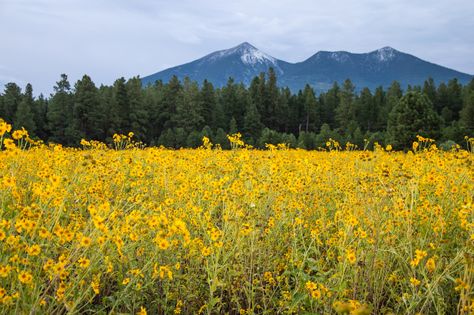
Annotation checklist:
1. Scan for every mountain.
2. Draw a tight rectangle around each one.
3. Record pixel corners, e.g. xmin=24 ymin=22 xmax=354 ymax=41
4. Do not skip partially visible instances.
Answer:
xmin=141 ymin=43 xmax=473 ymax=92
xmin=142 ymin=42 xmax=291 ymax=88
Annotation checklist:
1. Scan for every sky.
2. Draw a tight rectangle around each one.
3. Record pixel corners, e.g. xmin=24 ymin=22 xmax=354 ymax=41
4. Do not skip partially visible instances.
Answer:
xmin=1 ymin=0 xmax=473 ymax=95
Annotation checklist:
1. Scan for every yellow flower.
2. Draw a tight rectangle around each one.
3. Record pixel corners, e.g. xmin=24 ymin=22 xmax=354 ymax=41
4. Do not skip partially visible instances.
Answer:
xmin=28 ymin=245 xmax=41 ymax=256
xmin=305 ymin=281 xmax=317 ymax=291
xmin=137 ymin=306 xmax=147 ymax=315
xmin=346 ymin=249 xmax=357 ymax=264
xmin=311 ymin=289 xmax=321 ymax=299
xmin=38 ymin=228 xmax=50 ymax=239
xmin=410 ymin=277 xmax=421 ymax=287
xmin=240 ymin=223 xmax=252 ymax=236
xmin=201 ymin=246 xmax=212 ymax=257
xmin=0 ymin=265 xmax=12 ymax=278
xmin=160 ymin=266 xmax=173 ymax=280
xmin=0 ymin=120 xmax=12 ymax=135
xmin=425 ymin=258 xmax=436 ymax=273
xmin=410 ymin=249 xmax=427 ymax=267
xmin=18 ymin=270 xmax=33 ymax=284
xmin=91 ymin=280 xmax=100 ymax=294
xmin=3 ymin=138 xmax=16 ymax=149
xmin=12 ymin=130 xmax=24 ymax=140
xmin=122 ymin=278 xmax=131 ymax=285
xmin=80 ymin=139 xmax=91 ymax=146
xmin=77 ymin=257 xmax=90 ymax=269
xmin=80 ymin=236 xmax=92 ymax=247
xmin=155 ymin=237 xmax=170 ymax=250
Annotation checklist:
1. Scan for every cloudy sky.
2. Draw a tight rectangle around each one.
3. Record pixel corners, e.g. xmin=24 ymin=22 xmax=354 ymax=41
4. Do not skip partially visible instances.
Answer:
xmin=1 ymin=0 xmax=473 ymax=95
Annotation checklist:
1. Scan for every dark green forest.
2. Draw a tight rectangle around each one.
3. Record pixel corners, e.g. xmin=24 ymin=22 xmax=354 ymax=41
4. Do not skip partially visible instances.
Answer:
xmin=1 ymin=68 xmax=474 ymax=150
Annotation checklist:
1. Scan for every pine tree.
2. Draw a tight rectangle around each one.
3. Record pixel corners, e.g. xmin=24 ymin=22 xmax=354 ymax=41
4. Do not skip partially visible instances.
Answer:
xmin=200 ymin=80 xmax=216 ymax=127
xmin=213 ymin=91 xmax=226 ymax=131
xmin=98 ymin=85 xmax=117 ymax=140
xmin=436 ymin=83 xmax=450 ymax=115
xmin=316 ymin=123 xmax=336 ymax=147
xmin=214 ymin=128 xmax=229 ymax=149
xmin=302 ymin=84 xmax=320 ymax=132
xmin=322 ymin=82 xmax=340 ymax=128
xmin=373 ymin=86 xmax=385 ymax=131
xmin=287 ymin=92 xmax=301 ymax=134
xmin=143 ymin=81 xmax=164 ymax=143
xmin=0 ymin=93 xmax=3 ymax=119
xmin=229 ymin=117 xmax=238 ymax=134
xmin=47 ymin=74 xmax=73 ymax=144
xmin=174 ymin=127 xmax=187 ymax=148
xmin=158 ymin=129 xmax=175 ymax=148
xmin=380 ymin=81 xmax=402 ymax=129
xmin=113 ymin=77 xmax=130 ymax=132
xmin=243 ymin=99 xmax=263 ymax=143
xmin=460 ymin=90 xmax=474 ymax=132
xmin=356 ymin=87 xmax=376 ymax=132
xmin=14 ymin=83 xmax=36 ymax=134
xmin=1 ymin=83 xmax=22 ymax=123
xmin=387 ymin=91 xmax=441 ymax=149
xmin=335 ymin=79 xmax=356 ymax=133
xmin=221 ymin=78 xmax=245 ymax=129
xmin=33 ymin=94 xmax=48 ymax=140
xmin=446 ymin=78 xmax=463 ymax=122
xmin=71 ymin=75 xmax=103 ymax=142
xmin=174 ymin=77 xmax=204 ymax=133
xmin=276 ymin=88 xmax=290 ymax=132
xmin=127 ymin=77 xmax=148 ymax=140
xmin=423 ymin=78 xmax=437 ymax=104
xmin=249 ymin=73 xmax=267 ymax=123
xmin=265 ymin=68 xmax=279 ymax=129
xmin=159 ymin=76 xmax=182 ymax=132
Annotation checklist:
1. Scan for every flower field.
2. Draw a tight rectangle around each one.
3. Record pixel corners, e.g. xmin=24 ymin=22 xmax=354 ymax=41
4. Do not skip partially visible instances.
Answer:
xmin=1 ymin=123 xmax=474 ymax=314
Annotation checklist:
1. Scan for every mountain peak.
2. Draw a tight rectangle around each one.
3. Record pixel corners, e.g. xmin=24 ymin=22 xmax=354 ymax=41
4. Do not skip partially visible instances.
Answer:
xmin=142 ymin=44 xmax=473 ymax=92
xmin=213 ymin=42 xmax=277 ymax=66
xmin=378 ymin=46 xmax=396 ymax=51
xmin=236 ymin=42 xmax=256 ymax=49
xmin=373 ymin=46 xmax=398 ymax=62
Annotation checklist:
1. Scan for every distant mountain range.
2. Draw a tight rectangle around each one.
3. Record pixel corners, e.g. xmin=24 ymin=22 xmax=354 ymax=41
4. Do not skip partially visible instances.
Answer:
xmin=141 ymin=42 xmax=473 ymax=92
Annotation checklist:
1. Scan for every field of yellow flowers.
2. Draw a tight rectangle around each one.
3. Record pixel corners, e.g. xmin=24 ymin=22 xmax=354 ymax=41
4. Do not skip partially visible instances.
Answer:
xmin=1 ymin=119 xmax=474 ymax=314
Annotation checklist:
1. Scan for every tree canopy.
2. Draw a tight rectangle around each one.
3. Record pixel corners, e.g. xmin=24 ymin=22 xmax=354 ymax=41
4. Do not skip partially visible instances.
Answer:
xmin=1 ymin=71 xmax=473 ymax=150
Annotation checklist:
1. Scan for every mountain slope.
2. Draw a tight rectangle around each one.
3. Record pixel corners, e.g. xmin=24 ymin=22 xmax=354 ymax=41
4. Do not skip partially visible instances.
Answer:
xmin=141 ymin=43 xmax=473 ymax=92
xmin=142 ymin=42 xmax=291 ymax=87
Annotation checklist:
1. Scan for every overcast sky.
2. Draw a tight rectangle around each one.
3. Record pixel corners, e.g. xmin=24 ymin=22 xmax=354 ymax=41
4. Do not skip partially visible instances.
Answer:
xmin=1 ymin=0 xmax=473 ymax=95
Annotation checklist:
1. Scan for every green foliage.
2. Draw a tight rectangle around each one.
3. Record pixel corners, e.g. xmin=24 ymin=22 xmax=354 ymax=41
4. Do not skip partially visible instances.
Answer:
xmin=47 ymin=74 xmax=73 ymax=144
xmin=460 ymin=90 xmax=474 ymax=132
xmin=243 ymin=101 xmax=263 ymax=143
xmin=174 ymin=78 xmax=204 ymax=132
xmin=386 ymin=91 xmax=441 ymax=149
xmin=1 ymin=70 xmax=472 ymax=150
xmin=335 ymin=79 xmax=355 ymax=132
xmin=356 ymin=87 xmax=376 ymax=132
xmin=71 ymin=75 xmax=104 ymax=142
xmin=1 ymin=82 xmax=22 ymax=122
xmin=258 ymin=128 xmax=297 ymax=148
xmin=14 ymin=83 xmax=36 ymax=135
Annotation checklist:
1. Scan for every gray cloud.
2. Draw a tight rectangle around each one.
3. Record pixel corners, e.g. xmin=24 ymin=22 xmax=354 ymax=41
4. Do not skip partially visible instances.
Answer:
xmin=1 ymin=0 xmax=473 ymax=95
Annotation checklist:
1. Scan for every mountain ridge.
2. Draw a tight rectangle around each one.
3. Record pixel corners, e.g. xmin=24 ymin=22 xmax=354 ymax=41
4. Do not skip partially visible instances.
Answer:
xmin=141 ymin=42 xmax=473 ymax=92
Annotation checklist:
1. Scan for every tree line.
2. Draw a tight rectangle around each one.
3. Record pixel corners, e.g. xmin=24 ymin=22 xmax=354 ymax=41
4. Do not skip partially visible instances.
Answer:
xmin=1 ymin=68 xmax=473 ymax=150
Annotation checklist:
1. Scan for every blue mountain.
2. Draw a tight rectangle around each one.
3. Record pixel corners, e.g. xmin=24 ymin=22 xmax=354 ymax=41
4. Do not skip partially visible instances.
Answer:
xmin=141 ymin=42 xmax=473 ymax=92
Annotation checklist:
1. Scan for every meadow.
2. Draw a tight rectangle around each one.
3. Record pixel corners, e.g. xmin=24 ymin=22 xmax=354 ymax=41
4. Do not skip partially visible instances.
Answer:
xmin=0 ymin=120 xmax=473 ymax=314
